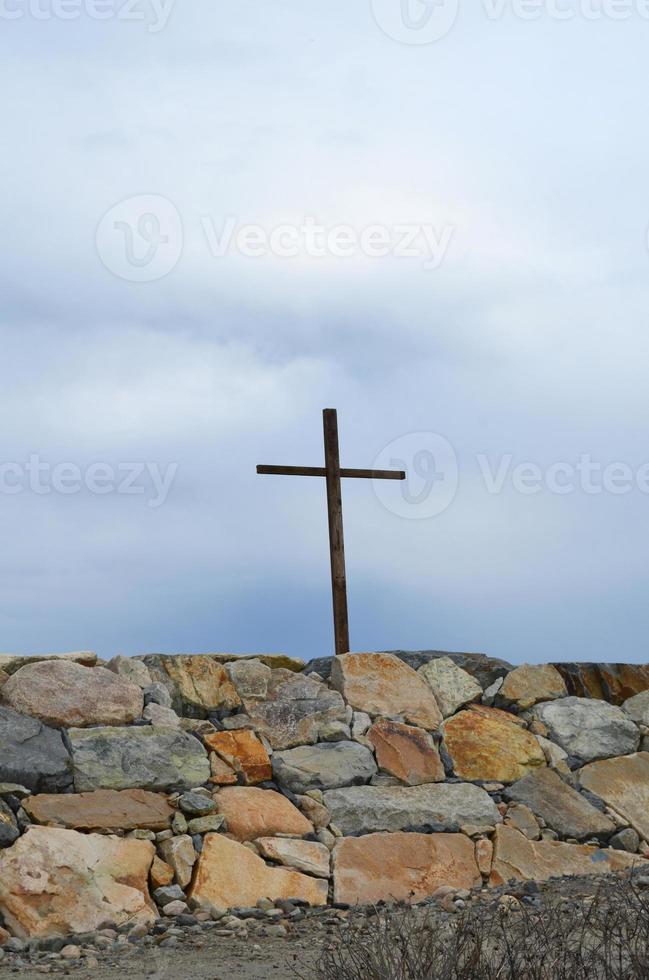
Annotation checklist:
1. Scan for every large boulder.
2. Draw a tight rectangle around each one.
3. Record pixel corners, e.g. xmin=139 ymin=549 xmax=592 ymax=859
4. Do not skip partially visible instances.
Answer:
xmin=272 ymin=741 xmax=377 ymax=795
xmin=0 ymin=706 xmax=71 ymax=793
xmin=530 ymin=697 xmax=640 ymax=763
xmin=0 ymin=826 xmax=155 ymax=938
xmin=367 ymin=719 xmax=445 ymax=785
xmin=213 ymin=787 xmax=313 ymax=841
xmin=137 ymin=655 xmax=241 ymax=718
xmin=189 ymin=834 xmax=327 ymax=909
xmin=24 ymin=789 xmax=174 ymax=832
xmin=2 ymin=661 xmax=143 ymax=728
xmin=442 ymin=710 xmax=546 ymax=783
xmin=69 ymin=726 xmax=210 ymax=792
xmin=243 ymin=670 xmax=347 ymax=750
xmin=552 ymin=663 xmax=649 ymax=705
xmin=579 ymin=752 xmax=649 ymax=841
xmin=0 ymin=652 xmax=96 ymax=676
xmin=332 ymin=832 xmax=481 ymax=905
xmin=204 ymin=730 xmax=272 ymax=785
xmin=489 ymin=824 xmax=645 ymax=886
xmin=417 ymin=658 xmax=482 ymax=718
xmin=497 ymin=664 xmax=567 ymax=710
xmin=504 ymin=768 xmax=615 ymax=840
xmin=330 ymin=653 xmax=442 ymax=730
xmin=323 ymin=782 xmax=501 ymax=837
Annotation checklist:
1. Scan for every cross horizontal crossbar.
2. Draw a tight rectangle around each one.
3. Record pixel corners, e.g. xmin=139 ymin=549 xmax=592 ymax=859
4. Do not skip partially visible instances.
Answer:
xmin=257 ymin=464 xmax=405 ymax=481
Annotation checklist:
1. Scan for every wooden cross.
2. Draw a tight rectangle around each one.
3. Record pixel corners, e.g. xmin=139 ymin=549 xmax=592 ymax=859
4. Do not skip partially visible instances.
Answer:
xmin=257 ymin=408 xmax=405 ymax=656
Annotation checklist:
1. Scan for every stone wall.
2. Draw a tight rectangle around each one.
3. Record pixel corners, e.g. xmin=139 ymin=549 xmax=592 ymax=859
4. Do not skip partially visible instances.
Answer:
xmin=1 ymin=649 xmax=649 ymax=941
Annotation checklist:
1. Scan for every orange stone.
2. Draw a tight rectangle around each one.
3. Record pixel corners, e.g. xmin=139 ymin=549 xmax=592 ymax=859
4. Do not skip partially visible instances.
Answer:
xmin=553 ymin=662 xmax=649 ymax=705
xmin=332 ymin=832 xmax=481 ymax=905
xmin=208 ymin=752 xmax=237 ymax=785
xmin=367 ymin=719 xmax=444 ymax=785
xmin=331 ymin=653 xmax=442 ymax=730
xmin=468 ymin=704 xmax=527 ymax=728
xmin=443 ymin=710 xmax=545 ymax=783
xmin=205 ymin=730 xmax=272 ymax=785
xmin=189 ymin=834 xmax=327 ymax=908
xmin=489 ymin=824 xmax=646 ymax=886
xmin=150 ymin=855 xmax=174 ymax=889
xmin=475 ymin=838 xmax=493 ymax=876
xmin=213 ymin=787 xmax=313 ymax=842
xmin=24 ymin=789 xmax=174 ymax=832
xmin=579 ymin=752 xmax=649 ymax=841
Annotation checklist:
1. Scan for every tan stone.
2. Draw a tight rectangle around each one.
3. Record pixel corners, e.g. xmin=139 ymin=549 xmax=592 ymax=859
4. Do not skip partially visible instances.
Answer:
xmin=331 ymin=653 xmax=442 ymax=730
xmin=24 ymin=789 xmax=174 ymax=832
xmin=158 ymin=835 xmax=196 ymax=888
xmin=489 ymin=825 xmax=645 ymax=886
xmin=0 ymin=826 xmax=155 ymax=938
xmin=150 ymin=856 xmax=174 ymax=890
xmin=475 ymin=838 xmax=493 ymax=876
xmin=2 ymin=661 xmax=143 ymax=728
xmin=0 ymin=668 xmax=8 ymax=690
xmin=468 ymin=704 xmax=527 ymax=728
xmin=499 ymin=664 xmax=567 ymax=710
xmin=332 ymin=832 xmax=481 ymax=905
xmin=505 ymin=803 xmax=541 ymax=840
xmin=0 ymin=652 xmax=97 ymax=676
xmin=208 ymin=752 xmax=237 ymax=785
xmin=297 ymin=795 xmax=330 ymax=830
xmin=189 ymin=834 xmax=327 ymax=908
xmin=214 ymin=787 xmax=313 ymax=842
xmin=256 ymin=838 xmax=331 ymax=878
xmin=367 ymin=719 xmax=444 ymax=785
xmin=579 ymin=752 xmax=649 ymax=841
xmin=417 ymin=658 xmax=482 ymax=717
xmin=205 ymin=730 xmax=272 ymax=785
xmin=443 ymin=710 xmax=546 ymax=783
xmin=211 ymin=653 xmax=305 ymax=672
xmin=142 ymin=655 xmax=241 ymax=717
xmin=0 ymin=926 xmax=10 ymax=945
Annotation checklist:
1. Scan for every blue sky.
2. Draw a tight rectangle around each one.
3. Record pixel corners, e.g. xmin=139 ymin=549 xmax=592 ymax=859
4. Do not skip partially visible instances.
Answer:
xmin=1 ymin=1 xmax=649 ymax=663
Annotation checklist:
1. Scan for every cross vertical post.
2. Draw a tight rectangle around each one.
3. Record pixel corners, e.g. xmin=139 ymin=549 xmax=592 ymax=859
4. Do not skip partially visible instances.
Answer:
xmin=322 ymin=409 xmax=350 ymax=657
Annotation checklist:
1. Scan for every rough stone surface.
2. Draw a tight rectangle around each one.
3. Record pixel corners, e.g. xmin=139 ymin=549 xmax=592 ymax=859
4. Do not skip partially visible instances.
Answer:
xmin=243 ymin=670 xmax=347 ymax=750
xmin=534 ymin=735 xmax=570 ymax=772
xmin=330 ymin=653 xmax=442 ymax=730
xmin=139 ymin=655 xmax=241 ymax=718
xmin=158 ymin=835 xmax=196 ymax=888
xmin=323 ymin=782 xmax=501 ymax=837
xmin=0 ymin=826 xmax=155 ymax=938
xmin=224 ymin=659 xmax=271 ymax=702
xmin=504 ymin=768 xmax=615 ymax=840
xmin=579 ymin=752 xmax=649 ymax=841
xmin=204 ymin=730 xmax=272 ymax=785
xmin=107 ymin=656 xmax=151 ymax=688
xmin=0 ymin=799 xmax=19 ymax=847
xmin=476 ymin=837 xmax=493 ymax=876
xmin=208 ymin=752 xmax=237 ymax=785
xmin=69 ymin=726 xmax=210 ymax=793
xmin=623 ymin=690 xmax=649 ymax=726
xmin=367 ymin=719 xmax=444 ymax=785
xmin=272 ymin=741 xmax=377 ymax=795
xmin=498 ymin=664 xmax=567 ymax=710
xmin=0 ymin=652 xmax=97 ymax=676
xmin=332 ymin=832 xmax=481 ymax=905
xmin=256 ymin=838 xmax=331 ymax=878
xmin=2 ymin=661 xmax=143 ymax=728
xmin=504 ymin=803 xmax=541 ymax=840
xmin=442 ymin=710 xmax=546 ymax=783
xmin=213 ymin=787 xmax=313 ymax=841
xmin=150 ymin=856 xmax=174 ymax=889
xmin=467 ymin=703 xmax=527 ymax=728
xmin=0 ymin=706 xmax=71 ymax=793
xmin=553 ymin=662 xmax=649 ymax=705
xmin=530 ymin=697 xmax=640 ymax=762
xmin=24 ymin=789 xmax=174 ymax=832
xmin=309 ymin=651 xmax=512 ymax=689
xmin=189 ymin=834 xmax=327 ymax=908
xmin=417 ymin=658 xmax=482 ymax=717
xmin=489 ymin=824 xmax=645 ymax=885
xmin=142 ymin=704 xmax=180 ymax=727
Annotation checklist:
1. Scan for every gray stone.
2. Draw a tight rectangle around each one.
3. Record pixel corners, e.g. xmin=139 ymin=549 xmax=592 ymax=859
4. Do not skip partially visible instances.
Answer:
xmin=0 ymin=706 xmax=72 ymax=793
xmin=503 ymin=768 xmax=615 ymax=840
xmin=153 ymin=885 xmax=186 ymax=905
xmin=178 ymin=792 xmax=216 ymax=817
xmin=143 ymin=683 xmax=173 ymax=708
xmin=609 ymin=827 xmax=640 ymax=853
xmin=308 ymin=651 xmax=512 ymax=689
xmin=272 ymin=742 xmax=378 ymax=795
xmin=107 ymin=656 xmax=152 ymax=688
xmin=143 ymin=703 xmax=180 ymax=727
xmin=69 ymin=726 xmax=210 ymax=792
xmin=417 ymin=657 xmax=482 ymax=717
xmin=530 ymin=697 xmax=640 ymax=762
xmin=243 ymin=670 xmax=347 ymax=750
xmin=224 ymin=660 xmax=271 ymax=702
xmin=0 ymin=798 xmax=19 ymax=847
xmin=322 ymin=782 xmax=501 ymax=837
xmin=623 ymin=690 xmax=649 ymax=726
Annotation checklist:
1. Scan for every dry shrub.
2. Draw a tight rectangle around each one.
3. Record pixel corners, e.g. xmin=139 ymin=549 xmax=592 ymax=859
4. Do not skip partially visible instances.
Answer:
xmin=307 ymin=876 xmax=649 ymax=980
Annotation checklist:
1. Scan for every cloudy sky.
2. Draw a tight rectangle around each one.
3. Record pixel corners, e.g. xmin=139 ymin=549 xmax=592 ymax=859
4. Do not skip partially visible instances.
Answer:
xmin=1 ymin=0 xmax=649 ymax=664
